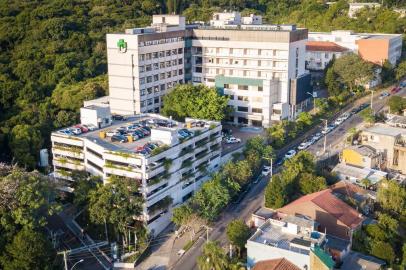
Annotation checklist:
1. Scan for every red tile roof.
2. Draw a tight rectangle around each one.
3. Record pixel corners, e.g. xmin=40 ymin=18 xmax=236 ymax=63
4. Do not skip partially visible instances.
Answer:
xmin=279 ymin=189 xmax=364 ymax=229
xmin=306 ymin=41 xmax=349 ymax=52
xmin=252 ymin=258 xmax=301 ymax=270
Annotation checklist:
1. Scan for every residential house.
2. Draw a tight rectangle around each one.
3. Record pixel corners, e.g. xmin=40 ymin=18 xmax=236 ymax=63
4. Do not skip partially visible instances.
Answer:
xmin=278 ymin=189 xmax=364 ymax=241
xmin=341 ymin=145 xmax=382 ymax=169
xmin=305 ymin=41 xmax=349 ymax=70
xmin=252 ymin=258 xmax=300 ymax=270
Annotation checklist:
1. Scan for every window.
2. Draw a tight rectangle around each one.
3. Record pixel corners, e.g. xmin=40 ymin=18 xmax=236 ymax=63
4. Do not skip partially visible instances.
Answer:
xmin=224 ymin=84 xmax=229 ymax=88
xmin=146 ymin=53 xmax=152 ymax=60
xmin=229 ymin=95 xmax=234 ymax=100
xmin=146 ymin=76 xmax=152 ymax=83
xmin=159 ymin=51 xmax=165 ymax=57
xmin=139 ymin=54 xmax=145 ymax=61
xmin=166 ymin=50 xmax=171 ymax=56
xmin=178 ymin=58 xmax=183 ymax=65
xmin=153 ymin=52 xmax=159 ymax=59
xmin=178 ymin=48 xmax=183 ymax=54
xmin=166 ymin=61 xmax=171 ymax=67
xmin=154 ymin=86 xmax=159 ymax=93
xmin=140 ymin=101 xmax=146 ymax=108
xmin=257 ymin=71 xmax=262 ymax=77
xmin=167 ymin=71 xmax=172 ymax=78
xmin=252 ymin=108 xmax=263 ymax=113
xmin=237 ymin=106 xmax=248 ymax=112
xmin=147 ymin=99 xmax=153 ymax=105
xmin=258 ymin=86 xmax=263 ymax=91
xmin=172 ymin=70 xmax=178 ymax=76
xmin=258 ymin=60 xmax=261 ymax=66
xmin=147 ymin=88 xmax=153 ymax=94
xmin=179 ymin=79 xmax=183 ymax=84
xmin=146 ymin=64 xmax=152 ymax=72
xmin=139 ymin=66 xmax=145 ymax=73
xmin=238 ymin=117 xmax=248 ymax=124
xmin=166 ymin=82 xmax=172 ymax=89
xmin=160 ymin=62 xmax=165 ymax=68
xmin=172 ymin=60 xmax=177 ymax=66
xmin=160 ymin=73 xmax=166 ymax=80
xmin=154 ymin=97 xmax=160 ymax=104
xmin=160 ymin=84 xmax=165 ymax=91
xmin=238 ymin=85 xmax=248 ymax=90
xmin=172 ymin=49 xmax=177 ymax=55
xmin=179 ymin=69 xmax=183 ymax=75
xmin=237 ymin=96 xmax=248 ymax=101
xmin=140 ymin=89 xmax=146 ymax=96
xmin=153 ymin=63 xmax=159 ymax=70
xmin=154 ymin=74 xmax=159 ymax=81
xmin=140 ymin=78 xmax=145 ymax=85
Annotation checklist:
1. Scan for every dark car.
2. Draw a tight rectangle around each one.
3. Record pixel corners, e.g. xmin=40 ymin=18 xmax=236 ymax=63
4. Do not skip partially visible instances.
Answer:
xmin=111 ymin=134 xmax=128 ymax=143
xmin=112 ymin=114 xmax=126 ymax=121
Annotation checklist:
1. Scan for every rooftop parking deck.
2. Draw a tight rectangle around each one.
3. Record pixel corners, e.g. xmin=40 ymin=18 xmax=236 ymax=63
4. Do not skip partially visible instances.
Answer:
xmin=53 ymin=114 xmax=221 ymax=155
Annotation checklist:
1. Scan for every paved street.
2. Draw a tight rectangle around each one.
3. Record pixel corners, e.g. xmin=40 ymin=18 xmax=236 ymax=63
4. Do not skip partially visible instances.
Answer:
xmin=170 ymin=86 xmax=405 ymax=270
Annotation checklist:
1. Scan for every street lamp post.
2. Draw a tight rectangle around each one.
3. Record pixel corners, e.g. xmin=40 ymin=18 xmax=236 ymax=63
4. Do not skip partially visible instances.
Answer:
xmin=321 ymin=119 xmax=328 ymax=154
xmin=70 ymin=259 xmax=84 ymax=270
xmin=370 ymin=89 xmax=375 ymax=115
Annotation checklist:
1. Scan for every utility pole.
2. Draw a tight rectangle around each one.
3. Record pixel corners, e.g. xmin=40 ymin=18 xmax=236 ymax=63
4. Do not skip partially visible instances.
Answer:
xmin=229 ymin=244 xmax=233 ymax=259
xmin=270 ymin=158 xmax=273 ymax=178
xmin=62 ymin=250 xmax=68 ymax=270
xmin=370 ymin=89 xmax=375 ymax=115
xmin=322 ymin=119 xmax=328 ymax=154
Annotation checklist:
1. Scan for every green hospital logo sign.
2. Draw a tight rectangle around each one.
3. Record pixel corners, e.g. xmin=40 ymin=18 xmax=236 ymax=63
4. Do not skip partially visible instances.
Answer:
xmin=117 ymin=39 xmax=127 ymax=53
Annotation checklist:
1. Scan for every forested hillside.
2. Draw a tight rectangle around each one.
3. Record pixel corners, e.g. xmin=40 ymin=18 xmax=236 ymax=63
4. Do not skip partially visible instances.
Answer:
xmin=1 ymin=0 xmax=405 ymax=169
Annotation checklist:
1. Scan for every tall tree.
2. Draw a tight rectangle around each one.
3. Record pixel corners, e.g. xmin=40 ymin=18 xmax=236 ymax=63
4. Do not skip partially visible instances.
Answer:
xmin=197 ymin=241 xmax=230 ymax=270
xmin=377 ymin=179 xmax=406 ymax=215
xmin=264 ymin=175 xmax=287 ymax=209
xmin=226 ymin=219 xmax=251 ymax=257
xmin=88 ymin=176 xmax=144 ymax=246
xmin=299 ymin=173 xmax=327 ymax=195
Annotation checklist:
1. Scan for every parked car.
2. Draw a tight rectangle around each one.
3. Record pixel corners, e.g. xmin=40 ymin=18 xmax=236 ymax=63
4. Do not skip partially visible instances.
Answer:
xmin=400 ymin=81 xmax=406 ymax=87
xmin=262 ymin=166 xmax=272 ymax=176
xmin=58 ymin=129 xmax=74 ymax=136
xmin=74 ymin=124 xmax=88 ymax=133
xmin=284 ymin=149 xmax=296 ymax=159
xmin=391 ymin=86 xmax=401 ymax=94
xmin=83 ymin=124 xmax=97 ymax=131
xmin=312 ymin=133 xmax=322 ymax=142
xmin=112 ymin=114 xmax=126 ymax=121
xmin=106 ymin=130 xmax=119 ymax=137
xmin=71 ymin=127 xmax=82 ymax=135
xmin=298 ymin=142 xmax=310 ymax=150
xmin=379 ymin=92 xmax=390 ymax=99
xmin=225 ymin=137 xmax=241 ymax=144
xmin=111 ymin=134 xmax=128 ymax=143
xmin=334 ymin=118 xmax=344 ymax=126
xmin=322 ymin=126 xmax=333 ymax=134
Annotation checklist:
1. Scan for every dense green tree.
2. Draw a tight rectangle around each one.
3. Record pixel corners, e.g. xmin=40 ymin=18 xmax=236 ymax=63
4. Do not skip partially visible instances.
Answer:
xmin=360 ymin=107 xmax=376 ymax=124
xmin=222 ymin=160 xmax=252 ymax=186
xmin=388 ymin=96 xmax=406 ymax=114
xmin=377 ymin=213 xmax=398 ymax=236
xmin=172 ymin=204 xmax=193 ymax=227
xmin=193 ymin=176 xmax=231 ymax=221
xmin=197 ymin=241 xmax=230 ymax=270
xmin=0 ymin=228 xmax=55 ymax=270
xmin=226 ymin=219 xmax=251 ymax=256
xmin=88 ymin=176 xmax=144 ymax=247
xmin=71 ymin=171 xmax=99 ymax=209
xmin=264 ymin=175 xmax=287 ymax=209
xmin=370 ymin=241 xmax=395 ymax=264
xmin=267 ymin=122 xmax=285 ymax=148
xmin=162 ymin=84 xmax=230 ymax=121
xmin=299 ymin=173 xmax=327 ymax=195
xmin=377 ymin=179 xmax=406 ymax=215
xmin=9 ymin=124 xmax=43 ymax=169
xmin=395 ymin=60 xmax=406 ymax=80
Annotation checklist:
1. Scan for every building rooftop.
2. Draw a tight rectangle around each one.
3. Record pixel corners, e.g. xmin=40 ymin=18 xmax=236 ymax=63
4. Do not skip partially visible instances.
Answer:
xmin=249 ymin=216 xmax=325 ymax=256
xmin=332 ymin=163 xmax=387 ymax=185
xmin=52 ymin=114 xmax=220 ymax=156
xmin=341 ymin=251 xmax=385 ymax=270
xmin=348 ymin=145 xmax=378 ymax=157
xmin=197 ymin=24 xmax=301 ymax=32
xmin=306 ymin=41 xmax=349 ymax=52
xmin=325 ymin=234 xmax=351 ymax=252
xmin=386 ymin=113 xmax=406 ymax=128
xmin=279 ymin=189 xmax=364 ymax=229
xmin=363 ymin=123 xmax=406 ymax=137
xmin=253 ymin=207 xmax=275 ymax=220
xmin=252 ymin=258 xmax=300 ymax=270
xmin=330 ymin=180 xmax=376 ymax=201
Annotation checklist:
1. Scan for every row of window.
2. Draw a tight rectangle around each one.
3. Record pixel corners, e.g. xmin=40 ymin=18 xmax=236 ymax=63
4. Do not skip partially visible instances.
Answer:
xmin=195 ymin=47 xmax=289 ymax=58
xmin=140 ymin=96 xmax=162 ymax=107
xmin=140 ymin=59 xmax=183 ymax=72
xmin=224 ymin=84 xmax=263 ymax=91
xmin=139 ymin=48 xmax=184 ymax=61
xmin=234 ymin=106 xmax=263 ymax=113
xmin=202 ymin=57 xmax=288 ymax=68
xmin=140 ymin=36 xmax=184 ymax=47
xmin=197 ymin=68 xmax=287 ymax=79
xmin=141 ymin=80 xmax=183 ymax=96
xmin=140 ymin=70 xmax=183 ymax=84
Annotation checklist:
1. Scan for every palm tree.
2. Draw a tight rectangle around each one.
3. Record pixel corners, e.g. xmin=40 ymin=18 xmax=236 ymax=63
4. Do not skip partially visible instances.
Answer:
xmin=197 ymin=241 xmax=230 ymax=270
xmin=361 ymin=178 xmax=371 ymax=189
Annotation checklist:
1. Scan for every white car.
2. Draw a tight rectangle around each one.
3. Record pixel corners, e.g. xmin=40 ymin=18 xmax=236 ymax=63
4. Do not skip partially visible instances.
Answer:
xmin=83 ymin=124 xmax=97 ymax=131
xmin=341 ymin=113 xmax=350 ymax=120
xmin=334 ymin=118 xmax=344 ymax=126
xmin=262 ymin=166 xmax=272 ymax=176
xmin=70 ymin=127 xmax=82 ymax=135
xmin=225 ymin=137 xmax=241 ymax=144
xmin=298 ymin=142 xmax=310 ymax=150
xmin=284 ymin=150 xmax=296 ymax=159
xmin=106 ymin=130 xmax=119 ymax=137
xmin=321 ymin=126 xmax=333 ymax=134
xmin=379 ymin=92 xmax=390 ymax=99
xmin=312 ymin=133 xmax=322 ymax=141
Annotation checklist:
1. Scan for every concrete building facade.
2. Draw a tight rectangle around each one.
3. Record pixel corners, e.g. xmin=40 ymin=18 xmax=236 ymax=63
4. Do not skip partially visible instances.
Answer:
xmin=51 ymin=113 xmax=222 ymax=236
xmin=106 ymin=14 xmax=312 ymax=128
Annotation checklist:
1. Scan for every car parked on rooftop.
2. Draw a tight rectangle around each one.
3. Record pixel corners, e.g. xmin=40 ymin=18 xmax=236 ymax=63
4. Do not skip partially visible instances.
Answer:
xmin=225 ymin=137 xmax=241 ymax=144
xmin=111 ymin=134 xmax=128 ymax=143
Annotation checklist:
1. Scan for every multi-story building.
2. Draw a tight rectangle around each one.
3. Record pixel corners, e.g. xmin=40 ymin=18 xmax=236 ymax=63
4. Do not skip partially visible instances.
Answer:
xmin=106 ymin=14 xmax=312 ymax=128
xmin=247 ymin=213 xmax=334 ymax=270
xmin=107 ymin=15 xmax=187 ymax=115
xmin=51 ymin=108 xmax=222 ymax=235
xmin=360 ymin=123 xmax=406 ymax=174
xmin=308 ymin=30 xmax=402 ymax=66
xmin=305 ymin=41 xmax=349 ymax=70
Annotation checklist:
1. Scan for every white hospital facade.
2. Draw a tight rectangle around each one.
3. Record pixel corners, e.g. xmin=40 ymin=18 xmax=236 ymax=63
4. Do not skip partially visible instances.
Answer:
xmin=106 ymin=13 xmax=312 ymax=128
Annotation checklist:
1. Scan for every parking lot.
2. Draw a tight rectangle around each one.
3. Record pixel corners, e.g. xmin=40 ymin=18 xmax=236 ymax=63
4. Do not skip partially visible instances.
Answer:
xmin=221 ymin=125 xmax=266 ymax=155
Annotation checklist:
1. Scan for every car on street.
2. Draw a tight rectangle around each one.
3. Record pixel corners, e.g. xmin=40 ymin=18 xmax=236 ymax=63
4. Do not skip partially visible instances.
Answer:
xmin=111 ymin=134 xmax=128 ymax=143
xmin=390 ymin=86 xmax=401 ymax=94
xmin=379 ymin=92 xmax=390 ymax=99
xmin=284 ymin=149 xmax=296 ymax=159
xmin=262 ymin=166 xmax=272 ymax=176
xmin=334 ymin=118 xmax=344 ymax=126
xmin=298 ymin=142 xmax=310 ymax=150
xmin=321 ymin=126 xmax=333 ymax=134
xmin=400 ymin=81 xmax=406 ymax=88
xmin=225 ymin=137 xmax=241 ymax=144
xmin=312 ymin=132 xmax=322 ymax=142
